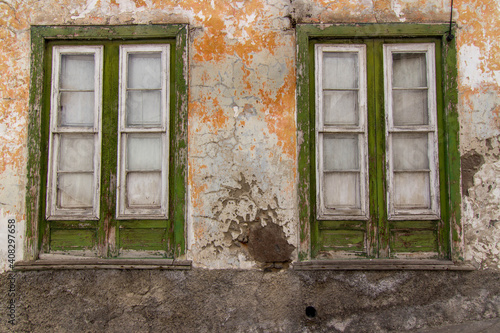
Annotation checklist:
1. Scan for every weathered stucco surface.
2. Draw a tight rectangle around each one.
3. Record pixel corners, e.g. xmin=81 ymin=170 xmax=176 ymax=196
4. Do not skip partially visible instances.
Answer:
xmin=455 ymin=0 xmax=500 ymax=270
xmin=0 ymin=0 xmax=499 ymax=330
xmin=1 ymin=269 xmax=500 ymax=332
xmin=0 ymin=0 xmax=497 ymax=270
xmin=185 ymin=0 xmax=297 ymax=268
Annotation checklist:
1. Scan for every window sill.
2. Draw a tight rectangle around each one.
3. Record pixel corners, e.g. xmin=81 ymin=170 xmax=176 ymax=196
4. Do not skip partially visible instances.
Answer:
xmin=292 ymin=259 xmax=475 ymax=271
xmin=14 ymin=258 xmax=192 ymax=271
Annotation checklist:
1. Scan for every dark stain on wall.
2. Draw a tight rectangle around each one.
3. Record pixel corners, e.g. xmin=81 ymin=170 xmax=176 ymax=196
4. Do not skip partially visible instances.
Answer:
xmin=248 ymin=221 xmax=295 ymax=264
xmin=461 ymin=150 xmax=485 ymax=196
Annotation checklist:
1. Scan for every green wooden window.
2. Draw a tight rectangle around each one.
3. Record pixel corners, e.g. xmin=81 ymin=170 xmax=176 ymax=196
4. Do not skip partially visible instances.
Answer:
xmin=27 ymin=26 xmax=188 ymax=259
xmin=297 ymin=24 xmax=460 ymax=261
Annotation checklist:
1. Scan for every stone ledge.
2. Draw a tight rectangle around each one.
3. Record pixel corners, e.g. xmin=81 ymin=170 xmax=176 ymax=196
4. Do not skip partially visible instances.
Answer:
xmin=14 ymin=259 xmax=192 ymax=271
xmin=293 ymin=259 xmax=476 ymax=271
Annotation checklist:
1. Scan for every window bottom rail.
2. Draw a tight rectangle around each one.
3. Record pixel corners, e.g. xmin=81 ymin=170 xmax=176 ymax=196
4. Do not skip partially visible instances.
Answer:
xmin=14 ymin=258 xmax=192 ymax=271
xmin=293 ymin=259 xmax=475 ymax=271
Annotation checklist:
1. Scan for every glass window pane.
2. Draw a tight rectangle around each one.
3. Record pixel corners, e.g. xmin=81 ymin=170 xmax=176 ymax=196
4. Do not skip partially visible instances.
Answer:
xmin=59 ymin=134 xmax=94 ymax=172
xmin=394 ymin=172 xmax=431 ymax=209
xmin=324 ymin=172 xmax=360 ymax=208
xmin=126 ymin=172 xmax=161 ymax=208
xmin=60 ymin=54 xmax=95 ymax=90
xmin=57 ymin=173 xmax=93 ymax=208
xmin=392 ymin=53 xmax=427 ymax=88
xmin=323 ymin=52 xmax=358 ymax=89
xmin=126 ymin=134 xmax=162 ymax=171
xmin=323 ymin=90 xmax=358 ymax=126
xmin=393 ymin=133 xmax=429 ymax=170
xmin=126 ymin=90 xmax=161 ymax=127
xmin=392 ymin=90 xmax=428 ymax=126
xmin=323 ymin=134 xmax=359 ymax=171
xmin=127 ymin=53 xmax=161 ymax=89
xmin=59 ymin=91 xmax=95 ymax=127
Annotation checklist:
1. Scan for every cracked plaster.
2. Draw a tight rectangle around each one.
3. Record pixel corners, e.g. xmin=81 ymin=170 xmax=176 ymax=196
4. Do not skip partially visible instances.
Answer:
xmin=0 ymin=0 xmax=499 ymax=270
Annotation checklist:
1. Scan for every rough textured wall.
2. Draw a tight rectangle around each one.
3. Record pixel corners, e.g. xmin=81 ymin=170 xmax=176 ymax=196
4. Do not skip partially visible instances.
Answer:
xmin=185 ymin=1 xmax=297 ymax=269
xmin=1 ymin=270 xmax=500 ymax=332
xmin=456 ymin=0 xmax=500 ymax=270
xmin=0 ymin=0 xmax=499 ymax=271
xmin=0 ymin=0 xmax=500 ymax=332
xmin=0 ymin=0 xmax=30 ymax=271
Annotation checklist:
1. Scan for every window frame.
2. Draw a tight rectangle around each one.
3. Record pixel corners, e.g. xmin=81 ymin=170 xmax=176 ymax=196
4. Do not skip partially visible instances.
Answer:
xmin=45 ymin=45 xmax=104 ymax=220
xmin=296 ymin=24 xmax=461 ymax=263
xmin=315 ymin=44 xmax=370 ymax=220
xmin=383 ymin=43 xmax=441 ymax=220
xmin=116 ymin=44 xmax=171 ymax=219
xmin=26 ymin=25 xmax=188 ymax=261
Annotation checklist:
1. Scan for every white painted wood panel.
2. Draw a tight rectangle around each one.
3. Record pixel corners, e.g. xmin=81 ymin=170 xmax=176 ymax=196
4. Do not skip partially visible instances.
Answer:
xmin=46 ymin=45 xmax=103 ymax=220
xmin=315 ymin=44 xmax=368 ymax=220
xmin=116 ymin=44 xmax=170 ymax=219
xmin=384 ymin=43 xmax=440 ymax=220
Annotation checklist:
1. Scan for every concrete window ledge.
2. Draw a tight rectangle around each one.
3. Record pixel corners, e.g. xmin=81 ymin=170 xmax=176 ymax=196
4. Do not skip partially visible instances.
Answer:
xmin=292 ymin=260 xmax=475 ymax=271
xmin=14 ymin=259 xmax=192 ymax=271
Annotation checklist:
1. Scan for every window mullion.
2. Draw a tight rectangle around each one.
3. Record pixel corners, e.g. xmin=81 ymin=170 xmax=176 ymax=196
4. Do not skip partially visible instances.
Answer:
xmin=370 ymin=38 xmax=388 ymax=258
xmin=98 ymin=42 xmax=120 ymax=258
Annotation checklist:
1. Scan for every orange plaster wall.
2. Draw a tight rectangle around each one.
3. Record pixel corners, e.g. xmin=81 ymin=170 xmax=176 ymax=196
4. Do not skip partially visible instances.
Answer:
xmin=456 ymin=0 xmax=500 ymax=148
xmin=0 ymin=1 xmax=30 ymax=222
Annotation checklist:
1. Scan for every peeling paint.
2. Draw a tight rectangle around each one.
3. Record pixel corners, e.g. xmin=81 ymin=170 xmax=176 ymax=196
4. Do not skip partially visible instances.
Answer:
xmin=454 ymin=0 xmax=500 ymax=269
xmin=463 ymin=159 xmax=500 ymax=269
xmin=0 ymin=0 xmax=499 ymax=271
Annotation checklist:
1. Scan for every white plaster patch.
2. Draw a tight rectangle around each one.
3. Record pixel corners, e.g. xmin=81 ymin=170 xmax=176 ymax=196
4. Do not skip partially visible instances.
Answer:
xmin=118 ymin=0 xmax=150 ymax=12
xmin=469 ymin=91 xmax=500 ymax=140
xmin=233 ymin=106 xmax=240 ymax=117
xmin=238 ymin=253 xmax=254 ymax=269
xmin=459 ymin=44 xmax=495 ymax=90
xmin=194 ymin=10 xmax=206 ymax=22
xmin=224 ymin=13 xmax=256 ymax=41
xmin=327 ymin=317 xmax=353 ymax=332
xmin=494 ymin=70 xmax=500 ymax=87
xmin=392 ymin=0 xmax=407 ymax=22
xmin=71 ymin=0 xmax=99 ymax=19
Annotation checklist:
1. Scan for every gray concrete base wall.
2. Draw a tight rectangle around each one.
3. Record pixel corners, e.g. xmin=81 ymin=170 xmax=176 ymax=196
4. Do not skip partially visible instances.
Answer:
xmin=1 ymin=270 xmax=499 ymax=332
